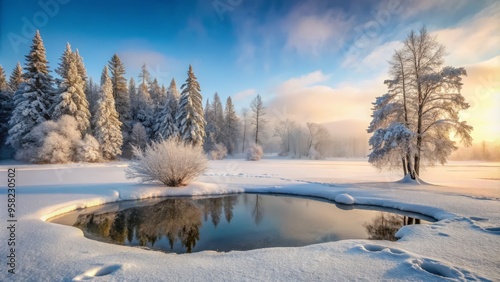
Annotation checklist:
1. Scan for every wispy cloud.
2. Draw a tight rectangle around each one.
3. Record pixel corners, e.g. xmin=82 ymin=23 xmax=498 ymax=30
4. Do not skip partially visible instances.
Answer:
xmin=234 ymin=88 xmax=257 ymax=102
xmin=283 ymin=4 xmax=353 ymax=56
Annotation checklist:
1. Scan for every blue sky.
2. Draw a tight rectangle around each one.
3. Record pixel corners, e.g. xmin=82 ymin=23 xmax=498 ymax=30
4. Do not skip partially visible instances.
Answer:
xmin=1 ymin=0 xmax=498 ymax=141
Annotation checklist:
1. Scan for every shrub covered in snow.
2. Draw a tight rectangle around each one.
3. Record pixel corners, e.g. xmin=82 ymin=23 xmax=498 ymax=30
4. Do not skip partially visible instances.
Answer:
xmin=16 ymin=115 xmax=82 ymax=164
xmin=76 ymin=134 xmax=101 ymax=162
xmin=126 ymin=138 xmax=208 ymax=187
xmin=246 ymin=144 xmax=263 ymax=161
xmin=209 ymin=143 xmax=227 ymax=160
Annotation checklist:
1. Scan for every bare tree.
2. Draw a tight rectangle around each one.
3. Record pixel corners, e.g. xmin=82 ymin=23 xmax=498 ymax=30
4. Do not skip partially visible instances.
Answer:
xmin=241 ymin=107 xmax=249 ymax=153
xmin=273 ymin=119 xmax=296 ymax=156
xmin=250 ymin=94 xmax=266 ymax=145
xmin=306 ymin=122 xmax=329 ymax=159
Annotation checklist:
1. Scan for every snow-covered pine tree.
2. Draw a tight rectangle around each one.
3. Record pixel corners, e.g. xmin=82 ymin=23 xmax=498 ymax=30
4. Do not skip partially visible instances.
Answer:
xmin=224 ymin=96 xmax=240 ymax=155
xmin=154 ymin=78 xmax=179 ymax=140
xmin=93 ymin=66 xmax=123 ymax=160
xmin=176 ymin=65 xmax=205 ymax=146
xmin=149 ymin=78 xmax=163 ymax=106
xmin=108 ymin=54 xmax=131 ymax=132
xmin=134 ymin=65 xmax=153 ymax=137
xmin=73 ymin=49 xmax=87 ymax=84
xmin=0 ymin=66 xmax=13 ymax=154
xmin=85 ymin=77 xmax=100 ymax=122
xmin=128 ymin=77 xmax=137 ymax=116
xmin=212 ymin=92 xmax=225 ymax=143
xmin=367 ymin=27 xmax=473 ymax=178
xmin=203 ymin=98 xmax=216 ymax=151
xmin=52 ymin=46 xmax=91 ymax=136
xmin=7 ymin=30 xmax=56 ymax=150
xmin=55 ymin=43 xmax=73 ymax=79
xmin=9 ymin=62 xmax=23 ymax=91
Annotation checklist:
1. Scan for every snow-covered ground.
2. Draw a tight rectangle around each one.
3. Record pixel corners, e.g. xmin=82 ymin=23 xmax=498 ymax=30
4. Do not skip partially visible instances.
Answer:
xmin=0 ymin=158 xmax=499 ymax=281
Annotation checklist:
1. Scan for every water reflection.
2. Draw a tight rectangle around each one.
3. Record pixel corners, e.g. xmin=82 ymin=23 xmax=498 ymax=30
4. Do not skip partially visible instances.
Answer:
xmin=51 ymin=194 xmax=432 ymax=254
xmin=363 ymin=213 xmax=422 ymax=241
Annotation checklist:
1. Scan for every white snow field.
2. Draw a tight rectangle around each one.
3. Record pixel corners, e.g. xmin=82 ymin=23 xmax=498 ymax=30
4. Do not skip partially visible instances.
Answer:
xmin=0 ymin=158 xmax=499 ymax=281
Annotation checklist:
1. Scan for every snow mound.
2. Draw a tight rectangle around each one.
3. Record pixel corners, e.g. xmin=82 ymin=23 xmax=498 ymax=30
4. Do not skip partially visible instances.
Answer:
xmin=397 ymin=174 xmax=432 ymax=185
xmin=335 ymin=193 xmax=355 ymax=205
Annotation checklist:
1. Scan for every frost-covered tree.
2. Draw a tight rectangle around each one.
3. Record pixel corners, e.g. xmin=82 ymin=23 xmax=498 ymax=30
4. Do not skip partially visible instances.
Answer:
xmin=93 ymin=66 xmax=123 ymax=160
xmin=53 ymin=44 xmax=90 ymax=136
xmin=250 ymin=94 xmax=266 ymax=145
xmin=149 ymin=78 xmax=163 ymax=106
xmin=76 ymin=134 xmax=101 ymax=162
xmin=176 ymin=65 xmax=205 ymax=146
xmin=9 ymin=62 xmax=23 ymax=91
xmin=128 ymin=77 xmax=138 ymax=114
xmin=73 ymin=49 xmax=87 ymax=84
xmin=154 ymin=78 xmax=179 ymax=140
xmin=241 ymin=107 xmax=249 ymax=153
xmin=85 ymin=78 xmax=100 ymax=122
xmin=203 ymin=98 xmax=215 ymax=151
xmin=274 ymin=119 xmax=296 ymax=156
xmin=212 ymin=93 xmax=225 ymax=143
xmin=223 ymin=96 xmax=240 ymax=155
xmin=129 ymin=122 xmax=149 ymax=151
xmin=133 ymin=65 xmax=153 ymax=136
xmin=108 ymin=54 xmax=131 ymax=132
xmin=367 ymin=27 xmax=473 ymax=178
xmin=0 ymin=66 xmax=13 ymax=154
xmin=306 ymin=122 xmax=329 ymax=159
xmin=7 ymin=30 xmax=56 ymax=150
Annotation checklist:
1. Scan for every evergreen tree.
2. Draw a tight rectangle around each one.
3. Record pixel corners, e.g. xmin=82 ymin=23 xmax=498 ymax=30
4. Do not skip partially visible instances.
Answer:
xmin=203 ymin=98 xmax=215 ymax=151
xmin=212 ymin=92 xmax=225 ymax=143
xmin=134 ymin=67 xmax=153 ymax=136
xmin=73 ymin=49 xmax=87 ymax=84
xmin=93 ymin=66 xmax=123 ymax=160
xmin=53 ymin=46 xmax=91 ymax=136
xmin=108 ymin=54 xmax=131 ymax=132
xmin=128 ymin=77 xmax=138 ymax=117
xmin=0 ymin=66 xmax=13 ymax=153
xmin=55 ymin=42 xmax=73 ymax=79
xmin=85 ymin=77 xmax=100 ymax=122
xmin=176 ymin=65 xmax=205 ymax=146
xmin=149 ymin=78 xmax=163 ymax=106
xmin=224 ymin=96 xmax=240 ymax=155
xmin=154 ymin=78 xmax=179 ymax=140
xmin=7 ymin=30 xmax=55 ymax=150
xmin=9 ymin=62 xmax=23 ymax=91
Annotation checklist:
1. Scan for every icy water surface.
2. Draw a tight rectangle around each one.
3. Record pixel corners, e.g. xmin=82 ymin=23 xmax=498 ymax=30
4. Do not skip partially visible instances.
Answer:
xmin=49 ymin=194 xmax=434 ymax=253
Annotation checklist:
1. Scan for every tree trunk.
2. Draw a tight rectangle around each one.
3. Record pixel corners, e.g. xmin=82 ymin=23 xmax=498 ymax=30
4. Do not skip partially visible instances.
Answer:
xmin=402 ymin=157 xmax=408 ymax=177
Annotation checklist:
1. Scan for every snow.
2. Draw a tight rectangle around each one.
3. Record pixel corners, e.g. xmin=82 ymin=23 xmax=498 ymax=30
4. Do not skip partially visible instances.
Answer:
xmin=335 ymin=193 xmax=355 ymax=205
xmin=0 ymin=158 xmax=499 ymax=281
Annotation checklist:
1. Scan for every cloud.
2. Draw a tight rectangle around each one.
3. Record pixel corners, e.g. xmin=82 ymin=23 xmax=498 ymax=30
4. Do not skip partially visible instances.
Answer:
xmin=361 ymin=40 xmax=402 ymax=71
xmin=267 ymin=71 xmax=385 ymax=129
xmin=234 ymin=88 xmax=257 ymax=102
xmin=431 ymin=2 xmax=500 ymax=66
xmin=283 ymin=3 xmax=353 ymax=56
xmin=459 ymin=55 xmax=500 ymax=142
xmin=118 ymin=49 xmax=182 ymax=84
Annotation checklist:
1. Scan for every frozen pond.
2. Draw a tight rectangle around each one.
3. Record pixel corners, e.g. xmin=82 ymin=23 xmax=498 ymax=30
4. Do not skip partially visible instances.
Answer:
xmin=49 ymin=194 xmax=434 ymax=254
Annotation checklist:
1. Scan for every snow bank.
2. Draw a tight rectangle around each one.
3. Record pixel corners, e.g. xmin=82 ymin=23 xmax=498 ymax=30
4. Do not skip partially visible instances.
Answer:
xmin=0 ymin=160 xmax=498 ymax=281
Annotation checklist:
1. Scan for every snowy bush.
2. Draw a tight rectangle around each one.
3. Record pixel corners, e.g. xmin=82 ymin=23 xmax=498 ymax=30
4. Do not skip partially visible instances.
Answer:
xmin=209 ymin=143 xmax=227 ymax=160
xmin=76 ymin=135 xmax=101 ymax=162
xmin=126 ymin=138 xmax=208 ymax=187
xmin=308 ymin=147 xmax=324 ymax=160
xmin=246 ymin=144 xmax=263 ymax=161
xmin=37 ymin=132 xmax=74 ymax=164
xmin=16 ymin=115 xmax=81 ymax=164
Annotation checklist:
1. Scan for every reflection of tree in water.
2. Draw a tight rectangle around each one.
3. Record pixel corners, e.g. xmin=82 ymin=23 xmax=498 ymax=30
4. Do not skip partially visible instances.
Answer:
xmin=74 ymin=199 xmax=203 ymax=253
xmin=74 ymin=196 xmax=239 ymax=253
xmin=252 ymin=195 xmax=264 ymax=226
xmin=363 ymin=213 xmax=421 ymax=241
xmin=223 ymin=196 xmax=238 ymax=223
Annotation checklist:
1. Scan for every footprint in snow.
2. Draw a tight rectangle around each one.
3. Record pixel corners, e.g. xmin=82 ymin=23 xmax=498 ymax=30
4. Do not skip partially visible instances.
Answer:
xmin=72 ymin=264 xmax=121 ymax=281
xmin=360 ymin=244 xmax=406 ymax=255
xmin=408 ymin=258 xmax=490 ymax=281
